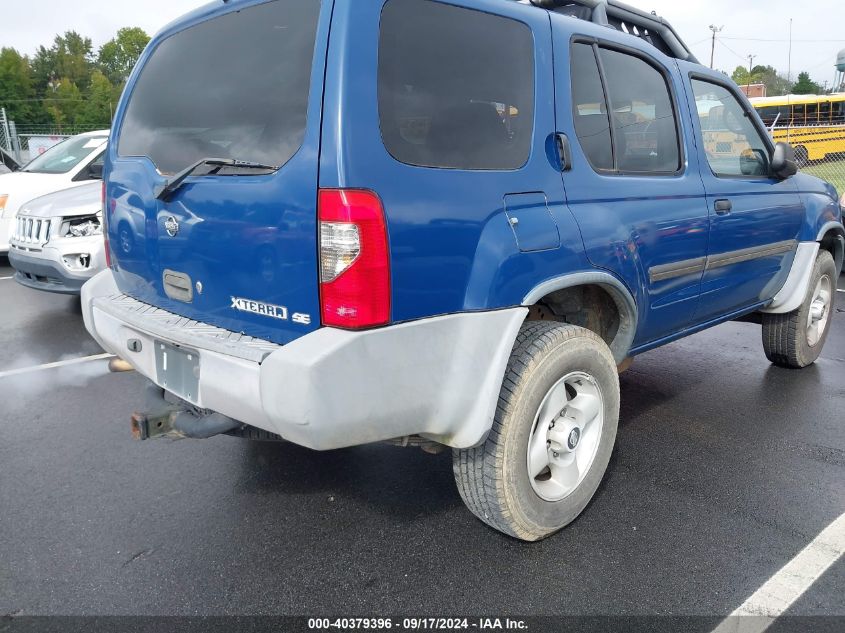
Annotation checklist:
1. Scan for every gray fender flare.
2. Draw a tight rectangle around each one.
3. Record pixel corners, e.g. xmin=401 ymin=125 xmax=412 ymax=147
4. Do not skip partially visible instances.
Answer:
xmin=522 ymin=272 xmax=638 ymax=363
xmin=817 ymin=221 xmax=844 ymax=273
xmin=764 ymin=223 xmax=845 ymax=314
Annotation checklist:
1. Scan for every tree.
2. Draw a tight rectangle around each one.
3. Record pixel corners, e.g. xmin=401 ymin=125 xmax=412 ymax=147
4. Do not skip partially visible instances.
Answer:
xmin=45 ymin=78 xmax=83 ymax=129
xmin=77 ymin=70 xmax=115 ymax=127
xmin=53 ymin=31 xmax=95 ymax=91
xmin=792 ymin=71 xmax=821 ymax=95
xmin=731 ymin=65 xmax=754 ymax=86
xmin=30 ymin=44 xmax=57 ymax=96
xmin=751 ymin=65 xmax=792 ymax=97
xmin=731 ymin=64 xmax=793 ymax=97
xmin=0 ymin=48 xmax=36 ymax=123
xmin=98 ymin=27 xmax=150 ymax=86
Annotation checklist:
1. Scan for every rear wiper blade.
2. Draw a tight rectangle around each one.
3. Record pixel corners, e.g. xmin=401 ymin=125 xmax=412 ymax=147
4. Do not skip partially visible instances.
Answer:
xmin=154 ymin=157 xmax=279 ymax=201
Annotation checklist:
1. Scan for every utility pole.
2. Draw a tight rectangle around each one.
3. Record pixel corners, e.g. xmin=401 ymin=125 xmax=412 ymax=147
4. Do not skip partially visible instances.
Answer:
xmin=746 ymin=54 xmax=756 ymax=95
xmin=787 ymin=18 xmax=793 ymax=85
xmin=708 ymin=24 xmax=724 ymax=69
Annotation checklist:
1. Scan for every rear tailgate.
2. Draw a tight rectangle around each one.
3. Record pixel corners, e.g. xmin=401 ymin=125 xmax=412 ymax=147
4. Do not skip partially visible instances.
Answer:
xmin=105 ymin=0 xmax=330 ymax=345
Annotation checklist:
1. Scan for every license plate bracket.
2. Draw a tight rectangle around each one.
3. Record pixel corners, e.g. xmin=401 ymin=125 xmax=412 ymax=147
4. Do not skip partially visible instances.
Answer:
xmin=154 ymin=340 xmax=200 ymax=404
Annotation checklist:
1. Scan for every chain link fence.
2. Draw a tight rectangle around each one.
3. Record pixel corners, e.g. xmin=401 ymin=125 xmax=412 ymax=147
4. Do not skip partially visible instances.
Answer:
xmin=768 ymin=126 xmax=845 ymax=196
xmin=0 ymin=123 xmax=107 ymax=165
xmin=802 ymin=156 xmax=845 ymax=198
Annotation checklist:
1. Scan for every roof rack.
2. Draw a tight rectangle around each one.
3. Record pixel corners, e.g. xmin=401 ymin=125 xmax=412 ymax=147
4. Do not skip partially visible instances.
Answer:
xmin=528 ymin=0 xmax=699 ymax=64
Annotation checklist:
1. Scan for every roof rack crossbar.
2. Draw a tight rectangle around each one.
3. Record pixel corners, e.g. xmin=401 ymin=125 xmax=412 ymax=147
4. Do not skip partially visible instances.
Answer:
xmin=528 ymin=0 xmax=699 ymax=64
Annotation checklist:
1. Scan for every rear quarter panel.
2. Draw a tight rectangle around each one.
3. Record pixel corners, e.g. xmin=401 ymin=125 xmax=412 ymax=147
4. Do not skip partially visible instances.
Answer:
xmin=320 ymin=0 xmax=591 ymax=322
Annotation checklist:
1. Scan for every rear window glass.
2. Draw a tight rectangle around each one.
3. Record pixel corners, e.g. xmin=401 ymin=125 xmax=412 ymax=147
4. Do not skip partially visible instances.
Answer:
xmin=118 ymin=0 xmax=321 ymax=175
xmin=378 ymin=0 xmax=535 ymax=171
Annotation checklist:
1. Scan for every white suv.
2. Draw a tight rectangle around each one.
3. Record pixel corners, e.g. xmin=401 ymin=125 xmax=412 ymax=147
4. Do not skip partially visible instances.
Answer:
xmin=0 ymin=130 xmax=109 ymax=253
xmin=8 ymin=182 xmax=105 ymax=294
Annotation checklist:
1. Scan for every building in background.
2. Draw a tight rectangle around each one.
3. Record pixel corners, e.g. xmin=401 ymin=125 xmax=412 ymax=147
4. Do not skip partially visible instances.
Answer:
xmin=740 ymin=83 xmax=767 ymax=99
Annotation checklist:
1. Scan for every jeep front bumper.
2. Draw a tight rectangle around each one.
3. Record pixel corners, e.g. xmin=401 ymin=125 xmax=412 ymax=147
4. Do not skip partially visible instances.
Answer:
xmin=9 ymin=235 xmax=106 ymax=295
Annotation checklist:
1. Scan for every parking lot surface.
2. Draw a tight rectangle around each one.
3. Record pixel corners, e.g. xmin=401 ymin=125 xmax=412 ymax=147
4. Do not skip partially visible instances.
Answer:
xmin=0 ymin=256 xmax=843 ymax=622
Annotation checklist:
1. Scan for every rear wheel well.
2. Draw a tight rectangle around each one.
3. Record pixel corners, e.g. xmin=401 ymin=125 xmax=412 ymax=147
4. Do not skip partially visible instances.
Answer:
xmin=526 ymin=284 xmax=623 ymax=357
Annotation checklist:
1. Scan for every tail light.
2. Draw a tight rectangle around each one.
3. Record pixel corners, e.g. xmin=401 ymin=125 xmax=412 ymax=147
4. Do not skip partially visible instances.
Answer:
xmin=318 ymin=189 xmax=390 ymax=328
xmin=102 ymin=181 xmax=113 ymax=268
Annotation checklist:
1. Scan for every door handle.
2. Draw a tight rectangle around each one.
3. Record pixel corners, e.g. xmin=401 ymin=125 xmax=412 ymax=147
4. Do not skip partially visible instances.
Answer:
xmin=555 ymin=133 xmax=572 ymax=172
xmin=714 ymin=199 xmax=732 ymax=215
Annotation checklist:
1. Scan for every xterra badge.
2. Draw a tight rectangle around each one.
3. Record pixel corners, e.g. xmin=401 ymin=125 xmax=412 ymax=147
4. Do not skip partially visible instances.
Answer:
xmin=230 ymin=297 xmax=311 ymax=325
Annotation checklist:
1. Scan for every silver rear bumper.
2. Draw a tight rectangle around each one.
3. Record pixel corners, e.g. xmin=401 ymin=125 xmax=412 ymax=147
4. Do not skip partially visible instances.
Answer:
xmin=82 ymin=270 xmax=526 ymax=450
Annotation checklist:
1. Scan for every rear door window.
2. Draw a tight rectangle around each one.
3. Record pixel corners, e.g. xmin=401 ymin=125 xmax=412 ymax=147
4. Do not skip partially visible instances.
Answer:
xmin=570 ymin=43 xmax=681 ymax=174
xmin=118 ymin=0 xmax=321 ymax=175
xmin=597 ymin=47 xmax=681 ymax=173
xmin=570 ymin=43 xmax=614 ymax=171
xmin=378 ymin=0 xmax=534 ymax=170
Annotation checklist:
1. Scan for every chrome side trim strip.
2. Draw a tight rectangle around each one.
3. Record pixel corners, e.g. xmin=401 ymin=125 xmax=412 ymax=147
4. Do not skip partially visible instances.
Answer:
xmin=705 ymin=239 xmax=797 ymax=270
xmin=649 ymin=256 xmax=707 ymax=283
xmin=648 ymin=240 xmax=798 ymax=283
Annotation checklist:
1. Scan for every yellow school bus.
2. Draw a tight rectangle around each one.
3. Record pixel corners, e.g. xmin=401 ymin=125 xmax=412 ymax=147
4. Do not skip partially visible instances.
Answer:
xmin=750 ymin=94 xmax=845 ymax=163
xmin=696 ymin=99 xmax=753 ymax=161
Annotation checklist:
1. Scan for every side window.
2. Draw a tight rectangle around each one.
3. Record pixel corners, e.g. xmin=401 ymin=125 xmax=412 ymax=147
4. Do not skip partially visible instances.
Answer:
xmin=819 ymin=100 xmax=830 ymax=123
xmin=597 ymin=48 xmax=681 ymax=173
xmin=570 ymin=43 xmax=681 ymax=174
xmin=571 ymin=43 xmax=613 ymax=171
xmin=756 ymin=106 xmax=778 ymax=126
xmin=832 ymin=102 xmax=845 ymax=124
xmin=691 ymin=79 xmax=771 ymax=178
xmin=378 ymin=0 xmax=534 ymax=170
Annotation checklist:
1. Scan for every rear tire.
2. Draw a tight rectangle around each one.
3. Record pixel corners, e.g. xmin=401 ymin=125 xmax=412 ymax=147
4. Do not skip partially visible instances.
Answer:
xmin=762 ymin=249 xmax=836 ymax=368
xmin=453 ymin=322 xmax=619 ymax=541
xmin=794 ymin=146 xmax=809 ymax=168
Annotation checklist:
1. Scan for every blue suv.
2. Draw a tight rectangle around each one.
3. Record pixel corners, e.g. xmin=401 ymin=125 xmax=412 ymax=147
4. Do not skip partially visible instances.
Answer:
xmin=82 ymin=0 xmax=844 ymax=540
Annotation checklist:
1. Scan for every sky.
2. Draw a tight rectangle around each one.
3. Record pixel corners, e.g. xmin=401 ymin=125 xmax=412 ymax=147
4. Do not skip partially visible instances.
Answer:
xmin=2 ymin=0 xmax=844 ymax=87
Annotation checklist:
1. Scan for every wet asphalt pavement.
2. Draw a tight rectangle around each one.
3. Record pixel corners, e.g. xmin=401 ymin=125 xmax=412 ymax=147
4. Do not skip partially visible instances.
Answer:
xmin=0 ymin=255 xmax=843 ymax=621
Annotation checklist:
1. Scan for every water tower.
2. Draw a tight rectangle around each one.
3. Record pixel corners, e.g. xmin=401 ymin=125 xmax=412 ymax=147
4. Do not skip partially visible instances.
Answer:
xmin=835 ymin=48 xmax=845 ymax=92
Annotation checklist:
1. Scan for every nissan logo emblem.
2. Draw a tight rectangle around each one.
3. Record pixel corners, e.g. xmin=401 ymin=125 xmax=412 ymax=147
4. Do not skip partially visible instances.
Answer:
xmin=164 ymin=216 xmax=180 ymax=237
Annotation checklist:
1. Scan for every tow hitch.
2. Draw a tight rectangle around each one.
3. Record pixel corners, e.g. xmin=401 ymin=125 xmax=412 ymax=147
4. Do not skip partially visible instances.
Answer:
xmin=131 ymin=384 xmax=240 ymax=440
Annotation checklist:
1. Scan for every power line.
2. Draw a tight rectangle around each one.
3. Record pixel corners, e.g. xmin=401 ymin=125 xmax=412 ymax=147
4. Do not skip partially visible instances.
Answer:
xmin=0 ymin=99 xmax=85 ymax=103
xmin=722 ymin=36 xmax=845 ymax=43
xmin=716 ymin=38 xmax=748 ymax=62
